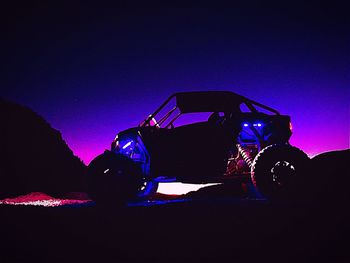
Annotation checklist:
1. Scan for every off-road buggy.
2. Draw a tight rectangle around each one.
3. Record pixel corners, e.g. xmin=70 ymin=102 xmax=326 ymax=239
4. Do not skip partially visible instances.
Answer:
xmin=87 ymin=91 xmax=309 ymax=203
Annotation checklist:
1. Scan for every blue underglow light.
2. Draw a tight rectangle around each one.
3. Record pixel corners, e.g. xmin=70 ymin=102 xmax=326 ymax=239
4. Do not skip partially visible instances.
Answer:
xmin=243 ymin=123 xmax=249 ymax=127
xmin=253 ymin=123 xmax=262 ymax=127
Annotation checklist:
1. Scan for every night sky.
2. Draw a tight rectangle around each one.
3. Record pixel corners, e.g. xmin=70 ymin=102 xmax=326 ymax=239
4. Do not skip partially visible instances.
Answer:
xmin=1 ymin=1 xmax=349 ymax=164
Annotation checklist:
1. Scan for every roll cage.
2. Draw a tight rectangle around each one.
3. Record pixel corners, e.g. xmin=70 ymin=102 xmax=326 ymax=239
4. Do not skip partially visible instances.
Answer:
xmin=140 ymin=91 xmax=280 ymax=129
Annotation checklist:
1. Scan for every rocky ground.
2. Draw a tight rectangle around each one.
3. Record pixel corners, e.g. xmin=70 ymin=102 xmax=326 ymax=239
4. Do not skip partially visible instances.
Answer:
xmin=1 ymin=174 xmax=349 ymax=263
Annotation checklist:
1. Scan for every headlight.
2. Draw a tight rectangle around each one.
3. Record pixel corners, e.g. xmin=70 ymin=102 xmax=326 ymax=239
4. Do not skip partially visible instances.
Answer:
xmin=116 ymin=139 xmax=135 ymax=156
xmin=113 ymin=137 xmax=147 ymax=163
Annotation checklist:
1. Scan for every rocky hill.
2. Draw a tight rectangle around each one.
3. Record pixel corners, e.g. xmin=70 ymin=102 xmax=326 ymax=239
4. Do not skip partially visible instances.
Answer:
xmin=0 ymin=99 xmax=87 ymax=198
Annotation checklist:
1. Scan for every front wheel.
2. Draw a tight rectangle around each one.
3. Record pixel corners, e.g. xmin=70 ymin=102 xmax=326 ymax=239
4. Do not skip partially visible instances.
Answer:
xmin=251 ymin=144 xmax=310 ymax=199
xmin=87 ymin=151 xmax=144 ymax=204
xmin=138 ymin=180 xmax=159 ymax=198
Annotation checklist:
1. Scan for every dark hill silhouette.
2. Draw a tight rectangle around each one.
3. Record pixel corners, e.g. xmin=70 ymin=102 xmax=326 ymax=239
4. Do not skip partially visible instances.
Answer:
xmin=305 ymin=149 xmax=350 ymax=204
xmin=0 ymin=99 xmax=87 ymax=199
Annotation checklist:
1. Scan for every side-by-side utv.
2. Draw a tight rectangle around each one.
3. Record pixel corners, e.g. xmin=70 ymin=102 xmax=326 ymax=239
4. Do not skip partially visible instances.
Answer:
xmin=87 ymin=91 xmax=309 ymax=203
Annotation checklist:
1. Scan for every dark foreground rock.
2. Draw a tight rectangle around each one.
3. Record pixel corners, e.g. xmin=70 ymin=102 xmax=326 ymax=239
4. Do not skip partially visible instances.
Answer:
xmin=185 ymin=181 xmax=247 ymax=199
xmin=0 ymin=99 xmax=87 ymax=198
xmin=304 ymin=149 xmax=350 ymax=204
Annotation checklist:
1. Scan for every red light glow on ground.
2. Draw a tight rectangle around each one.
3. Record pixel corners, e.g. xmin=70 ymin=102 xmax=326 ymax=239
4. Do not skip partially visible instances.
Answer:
xmin=0 ymin=192 xmax=91 ymax=207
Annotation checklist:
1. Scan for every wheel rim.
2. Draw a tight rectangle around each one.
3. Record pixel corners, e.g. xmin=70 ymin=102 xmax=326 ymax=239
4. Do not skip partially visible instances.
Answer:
xmin=270 ymin=160 xmax=296 ymax=187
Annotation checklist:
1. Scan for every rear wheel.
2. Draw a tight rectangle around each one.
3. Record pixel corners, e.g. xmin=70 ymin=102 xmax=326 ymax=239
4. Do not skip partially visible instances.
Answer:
xmin=251 ymin=144 xmax=310 ymax=199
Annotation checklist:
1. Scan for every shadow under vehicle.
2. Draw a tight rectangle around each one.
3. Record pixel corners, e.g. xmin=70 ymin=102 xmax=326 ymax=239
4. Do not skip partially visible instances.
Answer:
xmin=87 ymin=91 xmax=309 ymax=203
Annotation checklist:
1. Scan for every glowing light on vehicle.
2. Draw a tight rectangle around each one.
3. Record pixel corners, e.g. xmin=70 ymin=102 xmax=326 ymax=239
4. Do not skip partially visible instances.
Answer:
xmin=122 ymin=141 xmax=132 ymax=149
xmin=157 ymin=183 xmax=221 ymax=195
xmin=244 ymin=122 xmax=263 ymax=127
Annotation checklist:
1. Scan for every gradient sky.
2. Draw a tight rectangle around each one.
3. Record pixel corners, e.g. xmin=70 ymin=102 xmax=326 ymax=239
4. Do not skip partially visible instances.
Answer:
xmin=1 ymin=1 xmax=349 ymax=167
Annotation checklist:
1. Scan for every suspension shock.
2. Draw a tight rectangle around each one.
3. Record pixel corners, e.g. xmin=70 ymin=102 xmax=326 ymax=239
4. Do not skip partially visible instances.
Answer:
xmin=236 ymin=144 xmax=253 ymax=168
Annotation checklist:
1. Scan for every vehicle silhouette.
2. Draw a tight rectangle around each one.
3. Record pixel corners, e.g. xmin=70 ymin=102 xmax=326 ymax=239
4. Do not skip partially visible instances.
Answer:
xmin=87 ymin=91 xmax=309 ymax=203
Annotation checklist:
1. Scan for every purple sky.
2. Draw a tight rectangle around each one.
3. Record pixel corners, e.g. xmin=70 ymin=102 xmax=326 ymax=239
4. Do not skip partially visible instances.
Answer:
xmin=2 ymin=2 xmax=349 ymax=165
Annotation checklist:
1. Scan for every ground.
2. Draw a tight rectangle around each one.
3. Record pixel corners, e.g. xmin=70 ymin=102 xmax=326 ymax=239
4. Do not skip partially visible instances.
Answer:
xmin=0 ymin=187 xmax=348 ymax=263
xmin=1 ymin=150 xmax=349 ymax=262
